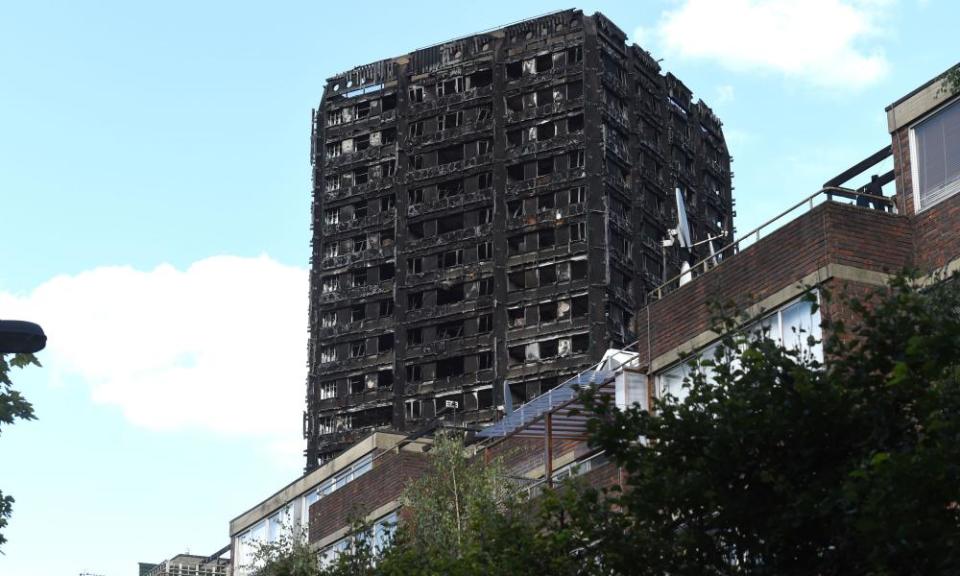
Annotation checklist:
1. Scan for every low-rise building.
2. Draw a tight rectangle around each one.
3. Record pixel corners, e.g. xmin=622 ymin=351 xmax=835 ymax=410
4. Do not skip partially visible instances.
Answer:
xmin=229 ymin=432 xmax=430 ymax=576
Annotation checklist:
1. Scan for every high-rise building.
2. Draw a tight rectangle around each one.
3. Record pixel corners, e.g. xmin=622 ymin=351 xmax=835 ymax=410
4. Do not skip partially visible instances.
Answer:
xmin=304 ymin=9 xmax=733 ymax=469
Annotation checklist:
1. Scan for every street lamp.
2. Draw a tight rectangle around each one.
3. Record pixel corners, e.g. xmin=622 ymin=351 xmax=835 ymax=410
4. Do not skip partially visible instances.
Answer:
xmin=0 ymin=320 xmax=47 ymax=354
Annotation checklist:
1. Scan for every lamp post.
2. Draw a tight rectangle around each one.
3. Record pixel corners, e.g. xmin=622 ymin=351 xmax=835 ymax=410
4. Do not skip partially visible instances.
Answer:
xmin=0 ymin=320 xmax=47 ymax=354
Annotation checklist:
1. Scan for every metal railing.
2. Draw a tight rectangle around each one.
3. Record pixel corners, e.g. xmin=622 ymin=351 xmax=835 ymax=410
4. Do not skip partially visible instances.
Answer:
xmin=649 ymin=187 xmax=898 ymax=301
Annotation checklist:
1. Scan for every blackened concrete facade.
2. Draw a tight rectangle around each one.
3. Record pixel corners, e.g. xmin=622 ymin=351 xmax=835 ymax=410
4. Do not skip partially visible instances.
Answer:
xmin=305 ymin=9 xmax=733 ymax=469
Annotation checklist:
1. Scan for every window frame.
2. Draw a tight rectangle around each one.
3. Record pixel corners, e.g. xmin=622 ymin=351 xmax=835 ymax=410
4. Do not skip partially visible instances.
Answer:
xmin=909 ymin=94 xmax=960 ymax=213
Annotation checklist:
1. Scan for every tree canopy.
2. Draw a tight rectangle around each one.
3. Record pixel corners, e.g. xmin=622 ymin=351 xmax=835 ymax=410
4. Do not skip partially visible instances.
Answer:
xmin=0 ymin=352 xmax=39 ymax=551
xmin=256 ymin=273 xmax=960 ymax=575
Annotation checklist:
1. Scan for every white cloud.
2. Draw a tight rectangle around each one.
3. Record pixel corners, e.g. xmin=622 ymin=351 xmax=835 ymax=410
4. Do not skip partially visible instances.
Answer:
xmin=716 ymin=84 xmax=736 ymax=104
xmin=0 ymin=255 xmax=308 ymax=449
xmin=655 ymin=0 xmax=891 ymax=89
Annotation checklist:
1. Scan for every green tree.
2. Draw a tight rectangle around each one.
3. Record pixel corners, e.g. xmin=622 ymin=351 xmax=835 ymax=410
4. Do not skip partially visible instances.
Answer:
xmin=310 ymin=433 xmax=583 ymax=576
xmin=0 ymin=352 xmax=39 ymax=551
xmin=942 ymin=64 xmax=960 ymax=96
xmin=575 ymin=275 xmax=960 ymax=575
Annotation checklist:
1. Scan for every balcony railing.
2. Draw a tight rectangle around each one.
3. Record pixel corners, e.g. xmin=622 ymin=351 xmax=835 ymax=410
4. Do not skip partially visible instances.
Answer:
xmin=649 ymin=187 xmax=897 ymax=301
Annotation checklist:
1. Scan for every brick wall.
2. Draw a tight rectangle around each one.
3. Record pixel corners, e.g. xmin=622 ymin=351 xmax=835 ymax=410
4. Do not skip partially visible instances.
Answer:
xmin=892 ymin=126 xmax=915 ymax=214
xmin=636 ymin=202 xmax=912 ymax=366
xmin=911 ymin=190 xmax=960 ymax=271
xmin=308 ymin=449 xmax=429 ymax=544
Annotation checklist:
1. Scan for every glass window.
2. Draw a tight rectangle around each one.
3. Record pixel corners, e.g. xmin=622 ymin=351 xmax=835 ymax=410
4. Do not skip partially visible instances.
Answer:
xmin=779 ymin=298 xmax=823 ymax=361
xmin=657 ymin=361 xmax=691 ymax=404
xmin=912 ymin=97 xmax=960 ymax=211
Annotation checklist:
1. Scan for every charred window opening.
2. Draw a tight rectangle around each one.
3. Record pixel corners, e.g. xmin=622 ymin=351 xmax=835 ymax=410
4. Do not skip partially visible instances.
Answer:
xmin=478 ymin=315 xmax=493 ymax=334
xmin=536 ymin=121 xmax=556 ymax=141
xmin=321 ymin=310 xmax=336 ymax=328
xmin=380 ymin=262 xmax=395 ymax=281
xmin=321 ymin=275 xmax=339 ymax=294
xmin=569 ymin=149 xmax=585 ymax=168
xmin=351 ymin=201 xmax=367 ymax=220
xmin=568 ymin=114 xmax=584 ymax=133
xmin=406 ymin=364 xmax=422 ymax=382
xmin=378 ymin=333 xmax=394 ymax=352
xmin=572 ymin=333 xmax=590 ymax=354
xmin=477 ymin=242 xmax=493 ymax=262
xmin=508 ymin=270 xmax=525 ymax=290
xmin=438 ymin=320 xmax=464 ymax=340
xmin=478 ymin=352 xmax=493 ymax=371
xmin=508 ymin=200 xmax=522 ymax=217
xmin=355 ymin=101 xmax=371 ymax=119
xmin=508 ymin=345 xmax=526 ymax=366
xmin=506 ymin=61 xmax=522 ymax=79
xmin=507 ymin=129 xmax=522 ymax=148
xmin=377 ymin=370 xmax=393 ymax=388
xmin=409 ymin=86 xmax=424 ymax=102
xmin=572 ymin=295 xmax=588 ymax=318
xmin=477 ymin=172 xmax=492 ymax=189
xmin=540 ymin=339 xmax=559 ymax=358
xmin=405 ymin=399 xmax=422 ymax=420
xmin=535 ymin=53 xmax=552 ymax=73
xmin=571 ymin=259 xmax=587 ymax=280
xmin=539 ymin=264 xmax=557 ymax=284
xmin=507 ymin=234 xmax=524 ymax=254
xmin=407 ymin=257 xmax=423 ymax=274
xmin=538 ymin=192 xmax=555 ymax=210
xmin=407 ymin=327 xmax=423 ymax=345
xmin=379 ymin=299 xmax=394 ymax=317
xmin=537 ymin=158 xmax=554 ymax=177
xmin=380 ymin=195 xmax=396 ymax=212
xmin=570 ymin=221 xmax=586 ymax=242
xmin=409 ymin=120 xmax=424 ymax=138
xmin=478 ymin=277 xmax=494 ymax=296
xmin=437 ymin=179 xmax=463 ymax=199
xmin=506 ymin=94 xmax=523 ymax=112
xmin=407 ymin=291 xmax=424 ymax=310
xmin=508 ymin=306 xmax=525 ymax=328
xmin=507 ymin=163 xmax=524 ymax=182
xmin=351 ymin=304 xmax=365 ymax=322
xmin=438 ymin=144 xmax=464 ymax=165
xmin=539 ymin=302 xmax=558 ymax=323
xmin=380 ymin=128 xmax=397 ymax=145
xmin=350 ymin=374 xmax=365 ymax=394
xmin=437 ymin=111 xmax=463 ymax=131
xmin=477 ymin=139 xmax=492 ymax=155
xmin=355 ymin=134 xmax=371 ymax=151
xmin=538 ymin=228 xmax=556 ymax=248
xmin=408 ymin=188 xmax=424 ymax=204
xmin=437 ymin=283 xmax=465 ymax=305
xmin=353 ymin=167 xmax=369 ymax=185
xmin=437 ymin=356 xmax=465 ymax=378
xmin=351 ymin=269 xmax=367 ymax=288
xmin=468 ymin=69 xmax=492 ymax=88
xmin=440 ymin=249 xmax=463 ymax=269
xmin=381 ymin=93 xmax=397 ymax=111
xmin=437 ymin=214 xmax=464 ymax=234
xmin=408 ymin=221 xmax=424 ymax=239
xmin=475 ymin=105 xmax=491 ymax=122
xmin=320 ymin=345 xmax=336 ymax=364
xmin=568 ymin=45 xmax=583 ymax=64
xmin=350 ymin=340 xmax=366 ymax=358
xmin=437 ymin=77 xmax=465 ymax=97
xmin=319 ymin=381 xmax=336 ymax=400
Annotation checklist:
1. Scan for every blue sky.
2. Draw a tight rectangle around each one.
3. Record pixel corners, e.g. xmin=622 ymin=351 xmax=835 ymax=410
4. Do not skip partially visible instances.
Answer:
xmin=0 ymin=0 xmax=956 ymax=574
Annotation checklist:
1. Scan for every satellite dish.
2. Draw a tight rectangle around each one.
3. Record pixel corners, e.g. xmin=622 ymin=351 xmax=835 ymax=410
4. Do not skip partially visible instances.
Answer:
xmin=674 ymin=188 xmax=692 ymax=249
xmin=679 ymin=261 xmax=692 ymax=286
